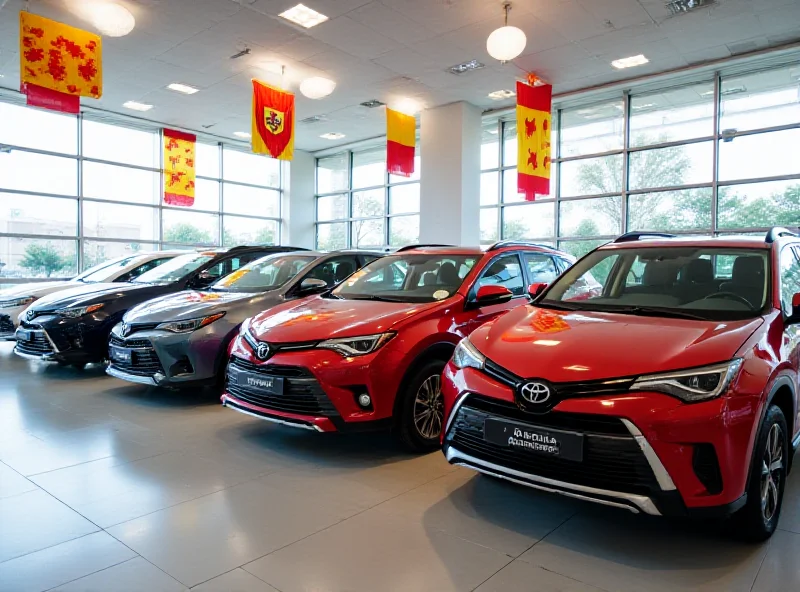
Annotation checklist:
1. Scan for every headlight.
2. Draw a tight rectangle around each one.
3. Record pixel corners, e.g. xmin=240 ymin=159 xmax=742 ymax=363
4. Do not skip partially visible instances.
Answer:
xmin=156 ymin=312 xmax=225 ymax=333
xmin=452 ymin=338 xmax=486 ymax=371
xmin=630 ymin=359 xmax=742 ymax=402
xmin=57 ymin=303 xmax=104 ymax=318
xmin=318 ymin=332 xmax=395 ymax=357
xmin=0 ymin=297 xmax=36 ymax=309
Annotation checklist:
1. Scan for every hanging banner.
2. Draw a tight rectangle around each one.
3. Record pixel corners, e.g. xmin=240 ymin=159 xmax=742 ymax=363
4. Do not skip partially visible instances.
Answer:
xmin=251 ymin=79 xmax=294 ymax=161
xmin=19 ymin=11 xmax=102 ymax=114
xmin=516 ymin=80 xmax=552 ymax=201
xmin=386 ymin=108 xmax=415 ymax=177
xmin=163 ymin=129 xmax=196 ymax=207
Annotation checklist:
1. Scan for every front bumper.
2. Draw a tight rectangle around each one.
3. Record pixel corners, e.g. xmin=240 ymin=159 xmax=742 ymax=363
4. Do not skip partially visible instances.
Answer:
xmin=14 ymin=314 xmax=111 ymax=363
xmin=441 ymin=363 xmax=760 ymax=516
xmin=106 ymin=322 xmax=229 ymax=387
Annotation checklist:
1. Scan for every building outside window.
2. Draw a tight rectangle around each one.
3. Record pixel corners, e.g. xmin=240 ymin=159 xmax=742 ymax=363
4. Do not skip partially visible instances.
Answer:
xmin=315 ymin=146 xmax=420 ymax=250
xmin=0 ymin=99 xmax=282 ymax=282
xmin=481 ymin=61 xmax=800 ymax=258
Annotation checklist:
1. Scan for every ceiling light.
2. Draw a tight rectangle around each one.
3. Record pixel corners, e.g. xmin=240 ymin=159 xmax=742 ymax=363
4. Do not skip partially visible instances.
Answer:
xmin=167 ymin=83 xmax=199 ymax=95
xmin=666 ymin=0 xmax=716 ymax=15
xmin=299 ymin=77 xmax=336 ymax=100
xmin=487 ymin=129 xmax=498 ymax=134
xmin=320 ymin=133 xmax=345 ymax=140
xmin=488 ymin=89 xmax=516 ymax=100
xmin=392 ymin=98 xmax=421 ymax=115
xmin=279 ymin=4 xmax=329 ymax=28
xmin=123 ymin=101 xmax=153 ymax=111
xmin=360 ymin=99 xmax=385 ymax=108
xmin=632 ymin=103 xmax=656 ymax=110
xmin=486 ymin=3 xmax=527 ymax=63
xmin=611 ymin=54 xmax=649 ymax=69
xmin=233 ymin=132 xmax=251 ymax=139
xmin=447 ymin=59 xmax=485 ymax=75
xmin=721 ymin=85 xmax=747 ymax=96
xmin=70 ymin=1 xmax=135 ymax=37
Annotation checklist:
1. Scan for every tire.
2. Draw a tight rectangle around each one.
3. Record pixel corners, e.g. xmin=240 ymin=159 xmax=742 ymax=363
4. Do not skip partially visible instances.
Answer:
xmin=730 ymin=405 xmax=788 ymax=542
xmin=395 ymin=359 xmax=446 ymax=453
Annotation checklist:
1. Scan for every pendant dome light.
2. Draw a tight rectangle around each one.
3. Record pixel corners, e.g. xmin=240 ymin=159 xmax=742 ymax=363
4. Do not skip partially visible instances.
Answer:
xmin=299 ymin=77 xmax=336 ymax=100
xmin=486 ymin=3 xmax=526 ymax=63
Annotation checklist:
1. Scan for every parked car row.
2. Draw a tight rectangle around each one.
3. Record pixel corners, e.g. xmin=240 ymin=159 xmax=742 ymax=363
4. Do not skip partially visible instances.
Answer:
xmin=6 ymin=229 xmax=800 ymax=542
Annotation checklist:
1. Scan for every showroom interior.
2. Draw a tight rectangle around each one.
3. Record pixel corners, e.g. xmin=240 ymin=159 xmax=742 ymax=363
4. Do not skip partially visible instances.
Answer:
xmin=2 ymin=0 xmax=800 ymax=590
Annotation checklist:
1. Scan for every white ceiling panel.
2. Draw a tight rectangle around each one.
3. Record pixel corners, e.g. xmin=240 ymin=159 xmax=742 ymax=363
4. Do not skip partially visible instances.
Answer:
xmin=0 ymin=0 xmax=797 ymax=151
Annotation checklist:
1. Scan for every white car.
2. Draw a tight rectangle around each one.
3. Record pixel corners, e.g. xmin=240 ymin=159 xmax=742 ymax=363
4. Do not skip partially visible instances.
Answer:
xmin=0 ymin=251 xmax=183 ymax=340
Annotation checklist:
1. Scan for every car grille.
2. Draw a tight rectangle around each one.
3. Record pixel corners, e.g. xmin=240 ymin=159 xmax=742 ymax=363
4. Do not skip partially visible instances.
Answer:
xmin=225 ymin=356 xmax=339 ymax=417
xmin=0 ymin=314 xmax=14 ymax=334
xmin=109 ymin=334 xmax=164 ymax=376
xmin=15 ymin=329 xmax=55 ymax=356
xmin=445 ymin=396 xmax=659 ymax=496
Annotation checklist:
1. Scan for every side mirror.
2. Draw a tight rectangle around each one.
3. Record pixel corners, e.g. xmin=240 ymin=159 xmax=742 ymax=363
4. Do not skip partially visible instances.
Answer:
xmin=788 ymin=293 xmax=800 ymax=324
xmin=189 ymin=270 xmax=214 ymax=289
xmin=298 ymin=277 xmax=328 ymax=295
xmin=528 ymin=283 xmax=548 ymax=299
xmin=475 ymin=285 xmax=514 ymax=307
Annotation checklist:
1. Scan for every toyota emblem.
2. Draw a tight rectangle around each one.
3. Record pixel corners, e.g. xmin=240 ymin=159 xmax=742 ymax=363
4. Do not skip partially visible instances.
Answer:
xmin=121 ymin=323 xmax=130 ymax=337
xmin=26 ymin=310 xmax=34 ymax=321
xmin=255 ymin=342 xmax=270 ymax=361
xmin=520 ymin=381 xmax=551 ymax=404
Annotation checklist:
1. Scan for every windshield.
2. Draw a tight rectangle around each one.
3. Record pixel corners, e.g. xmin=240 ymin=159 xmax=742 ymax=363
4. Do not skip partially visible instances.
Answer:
xmin=133 ymin=253 xmax=213 ymax=284
xmin=541 ymin=246 xmax=770 ymax=321
xmin=74 ymin=255 xmax=138 ymax=283
xmin=332 ymin=254 xmax=478 ymax=303
xmin=211 ymin=254 xmax=316 ymax=293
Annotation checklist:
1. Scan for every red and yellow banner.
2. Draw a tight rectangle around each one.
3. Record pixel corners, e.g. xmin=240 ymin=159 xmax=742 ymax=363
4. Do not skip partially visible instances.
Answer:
xmin=251 ymin=79 xmax=294 ymax=161
xmin=516 ymin=80 xmax=552 ymax=201
xmin=163 ymin=129 xmax=196 ymax=207
xmin=387 ymin=108 xmax=415 ymax=177
xmin=19 ymin=11 xmax=102 ymax=113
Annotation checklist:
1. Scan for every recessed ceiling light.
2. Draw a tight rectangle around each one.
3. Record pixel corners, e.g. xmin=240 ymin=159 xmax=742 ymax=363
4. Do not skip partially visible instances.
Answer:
xmin=320 ymin=132 xmax=345 ymax=140
xmin=447 ymin=59 xmax=485 ymax=75
xmin=611 ymin=54 xmax=649 ymax=69
xmin=488 ymin=89 xmax=516 ymax=100
xmin=279 ymin=3 xmax=329 ymax=28
xmin=721 ymin=85 xmax=747 ymax=96
xmin=123 ymin=100 xmax=153 ymax=111
xmin=167 ymin=83 xmax=199 ymax=95
xmin=233 ymin=132 xmax=251 ymax=139
xmin=667 ymin=0 xmax=716 ymax=15
xmin=632 ymin=103 xmax=656 ymax=111
xmin=360 ymin=99 xmax=385 ymax=108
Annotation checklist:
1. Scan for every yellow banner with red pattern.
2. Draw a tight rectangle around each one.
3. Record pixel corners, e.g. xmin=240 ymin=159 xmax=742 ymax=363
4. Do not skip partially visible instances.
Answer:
xmin=163 ymin=129 xmax=196 ymax=207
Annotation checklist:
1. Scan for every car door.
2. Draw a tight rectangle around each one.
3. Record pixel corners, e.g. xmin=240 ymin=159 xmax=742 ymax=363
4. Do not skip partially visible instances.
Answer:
xmin=454 ymin=252 xmax=527 ymax=338
xmin=780 ymin=245 xmax=800 ymax=433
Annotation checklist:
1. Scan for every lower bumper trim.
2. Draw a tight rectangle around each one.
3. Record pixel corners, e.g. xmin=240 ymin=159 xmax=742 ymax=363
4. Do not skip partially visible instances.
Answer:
xmin=106 ymin=365 xmax=158 ymax=386
xmin=445 ymin=445 xmax=662 ymax=516
xmin=222 ymin=395 xmax=324 ymax=432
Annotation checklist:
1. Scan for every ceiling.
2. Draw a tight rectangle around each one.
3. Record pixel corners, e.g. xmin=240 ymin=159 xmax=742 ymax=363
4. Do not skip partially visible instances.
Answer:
xmin=0 ymin=0 xmax=799 ymax=152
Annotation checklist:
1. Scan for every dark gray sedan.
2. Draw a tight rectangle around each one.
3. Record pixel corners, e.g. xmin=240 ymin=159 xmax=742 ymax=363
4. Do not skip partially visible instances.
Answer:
xmin=106 ymin=250 xmax=383 ymax=388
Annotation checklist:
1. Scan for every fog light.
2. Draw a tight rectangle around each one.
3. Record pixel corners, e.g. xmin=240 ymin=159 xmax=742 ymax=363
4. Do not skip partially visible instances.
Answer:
xmin=357 ymin=393 xmax=371 ymax=408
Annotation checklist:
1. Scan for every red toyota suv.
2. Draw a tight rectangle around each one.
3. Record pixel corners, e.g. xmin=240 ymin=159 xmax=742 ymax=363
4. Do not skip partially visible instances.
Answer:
xmin=441 ymin=229 xmax=800 ymax=540
xmin=222 ymin=241 xmax=575 ymax=451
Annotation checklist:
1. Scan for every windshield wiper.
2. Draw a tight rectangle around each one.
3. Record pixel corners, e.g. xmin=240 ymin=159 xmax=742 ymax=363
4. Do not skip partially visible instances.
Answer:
xmin=612 ymin=306 xmax=708 ymax=321
xmin=537 ymin=301 xmax=581 ymax=311
xmin=347 ymin=295 xmax=406 ymax=303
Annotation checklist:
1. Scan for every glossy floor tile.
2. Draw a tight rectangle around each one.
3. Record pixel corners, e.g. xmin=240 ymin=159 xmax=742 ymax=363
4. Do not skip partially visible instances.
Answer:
xmin=1 ymin=342 xmax=799 ymax=591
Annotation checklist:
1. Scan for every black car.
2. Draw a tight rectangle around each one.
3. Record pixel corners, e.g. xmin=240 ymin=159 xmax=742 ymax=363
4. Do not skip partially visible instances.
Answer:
xmin=14 ymin=246 xmax=301 ymax=367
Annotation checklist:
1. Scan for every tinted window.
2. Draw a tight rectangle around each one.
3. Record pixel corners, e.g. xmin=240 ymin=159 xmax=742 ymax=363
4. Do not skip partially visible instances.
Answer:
xmin=305 ymin=256 xmax=360 ymax=287
xmin=523 ymin=253 xmax=558 ymax=284
xmin=476 ymin=254 xmax=524 ymax=296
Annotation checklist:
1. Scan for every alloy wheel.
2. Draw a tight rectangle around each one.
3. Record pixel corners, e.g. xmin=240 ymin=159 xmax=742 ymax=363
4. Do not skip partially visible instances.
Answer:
xmin=413 ymin=374 xmax=443 ymax=440
xmin=761 ymin=423 xmax=784 ymax=523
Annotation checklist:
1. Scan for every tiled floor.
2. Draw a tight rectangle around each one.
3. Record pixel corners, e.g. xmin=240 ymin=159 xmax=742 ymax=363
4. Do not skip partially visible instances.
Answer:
xmin=1 ymin=341 xmax=798 ymax=592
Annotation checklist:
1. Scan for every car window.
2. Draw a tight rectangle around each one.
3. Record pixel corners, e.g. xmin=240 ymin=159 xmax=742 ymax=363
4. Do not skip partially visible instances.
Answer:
xmin=133 ymin=253 xmax=214 ymax=283
xmin=780 ymin=246 xmax=800 ymax=314
xmin=212 ymin=254 xmax=316 ymax=292
xmin=117 ymin=257 xmax=173 ymax=282
xmin=75 ymin=255 xmax=138 ymax=283
xmin=523 ymin=253 xmax=558 ymax=284
xmin=476 ymin=254 xmax=524 ymax=296
xmin=305 ymin=256 xmax=360 ymax=287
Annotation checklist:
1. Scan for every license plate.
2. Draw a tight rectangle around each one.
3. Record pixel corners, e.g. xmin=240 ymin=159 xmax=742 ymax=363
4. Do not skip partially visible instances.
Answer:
xmin=484 ymin=418 xmax=584 ymax=462
xmin=110 ymin=345 xmax=132 ymax=364
xmin=16 ymin=329 xmax=33 ymax=342
xmin=233 ymin=368 xmax=284 ymax=396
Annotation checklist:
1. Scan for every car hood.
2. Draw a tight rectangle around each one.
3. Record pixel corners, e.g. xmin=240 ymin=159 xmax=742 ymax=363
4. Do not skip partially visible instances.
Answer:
xmin=125 ymin=289 xmax=279 ymax=323
xmin=0 ymin=281 xmax=72 ymax=300
xmin=471 ymin=306 xmax=764 ymax=383
xmin=250 ymin=296 xmax=438 ymax=342
xmin=29 ymin=282 xmax=157 ymax=311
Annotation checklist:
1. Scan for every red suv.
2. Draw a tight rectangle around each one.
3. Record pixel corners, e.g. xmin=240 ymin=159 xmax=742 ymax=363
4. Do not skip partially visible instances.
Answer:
xmin=222 ymin=242 xmax=575 ymax=450
xmin=441 ymin=229 xmax=800 ymax=540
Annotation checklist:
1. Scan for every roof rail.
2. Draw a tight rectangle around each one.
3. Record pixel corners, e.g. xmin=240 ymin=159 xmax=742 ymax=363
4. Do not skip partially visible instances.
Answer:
xmin=765 ymin=227 xmax=799 ymax=243
xmin=613 ymin=232 xmax=676 ymax=243
xmin=487 ymin=240 xmax=555 ymax=252
xmin=395 ymin=244 xmax=454 ymax=252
